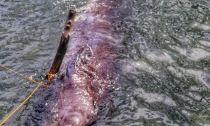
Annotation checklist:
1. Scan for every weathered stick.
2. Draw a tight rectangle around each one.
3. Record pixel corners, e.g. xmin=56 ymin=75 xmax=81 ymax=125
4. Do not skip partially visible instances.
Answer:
xmin=46 ymin=10 xmax=76 ymax=81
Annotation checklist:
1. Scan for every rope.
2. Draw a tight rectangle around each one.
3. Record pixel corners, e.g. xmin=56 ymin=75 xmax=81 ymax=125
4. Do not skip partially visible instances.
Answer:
xmin=0 ymin=85 xmax=40 ymax=126
xmin=0 ymin=64 xmax=50 ymax=87
xmin=0 ymin=63 xmax=52 ymax=125
xmin=46 ymin=73 xmax=55 ymax=81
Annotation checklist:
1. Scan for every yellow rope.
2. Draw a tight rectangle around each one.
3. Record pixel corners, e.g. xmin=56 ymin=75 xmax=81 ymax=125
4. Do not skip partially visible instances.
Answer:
xmin=0 ymin=85 xmax=40 ymax=126
xmin=0 ymin=63 xmax=52 ymax=125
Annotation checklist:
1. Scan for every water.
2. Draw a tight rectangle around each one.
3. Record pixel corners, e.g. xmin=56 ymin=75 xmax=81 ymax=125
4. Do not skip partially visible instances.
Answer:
xmin=0 ymin=0 xmax=210 ymax=125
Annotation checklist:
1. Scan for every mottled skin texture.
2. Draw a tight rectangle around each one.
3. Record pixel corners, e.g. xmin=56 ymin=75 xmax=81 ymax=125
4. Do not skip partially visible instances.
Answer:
xmin=51 ymin=43 xmax=117 ymax=126
xmin=45 ymin=0 xmax=120 ymax=126
xmin=23 ymin=0 xmax=128 ymax=126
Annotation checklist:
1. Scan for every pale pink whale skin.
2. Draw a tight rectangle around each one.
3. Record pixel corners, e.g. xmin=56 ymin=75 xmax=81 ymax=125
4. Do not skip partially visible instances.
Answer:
xmin=43 ymin=0 xmax=123 ymax=126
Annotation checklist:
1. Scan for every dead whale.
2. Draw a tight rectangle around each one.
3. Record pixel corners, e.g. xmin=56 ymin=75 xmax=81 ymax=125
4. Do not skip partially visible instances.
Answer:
xmin=23 ymin=0 xmax=131 ymax=125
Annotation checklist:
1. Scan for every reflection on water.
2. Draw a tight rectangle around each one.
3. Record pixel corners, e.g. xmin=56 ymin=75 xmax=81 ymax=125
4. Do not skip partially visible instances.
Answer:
xmin=110 ymin=0 xmax=210 ymax=125
xmin=0 ymin=0 xmax=210 ymax=125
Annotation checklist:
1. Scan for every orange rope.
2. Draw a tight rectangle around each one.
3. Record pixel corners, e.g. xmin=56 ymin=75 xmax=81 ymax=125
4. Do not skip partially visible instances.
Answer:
xmin=0 ymin=64 xmax=50 ymax=87
xmin=46 ymin=73 xmax=55 ymax=81
xmin=0 ymin=63 xmax=52 ymax=125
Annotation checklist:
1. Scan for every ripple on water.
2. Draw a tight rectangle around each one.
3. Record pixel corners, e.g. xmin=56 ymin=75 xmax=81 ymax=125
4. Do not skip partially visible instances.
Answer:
xmin=1 ymin=0 xmax=210 ymax=126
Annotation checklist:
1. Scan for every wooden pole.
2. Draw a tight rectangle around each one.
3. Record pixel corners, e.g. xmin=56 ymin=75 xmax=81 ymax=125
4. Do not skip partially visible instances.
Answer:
xmin=46 ymin=10 xmax=76 ymax=81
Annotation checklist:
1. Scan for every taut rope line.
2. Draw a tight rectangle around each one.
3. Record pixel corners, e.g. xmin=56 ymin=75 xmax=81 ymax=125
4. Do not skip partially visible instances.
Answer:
xmin=0 ymin=63 xmax=51 ymax=126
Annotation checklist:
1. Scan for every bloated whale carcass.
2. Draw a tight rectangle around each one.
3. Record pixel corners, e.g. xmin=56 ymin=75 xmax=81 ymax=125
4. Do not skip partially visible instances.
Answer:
xmin=24 ymin=0 xmax=130 ymax=126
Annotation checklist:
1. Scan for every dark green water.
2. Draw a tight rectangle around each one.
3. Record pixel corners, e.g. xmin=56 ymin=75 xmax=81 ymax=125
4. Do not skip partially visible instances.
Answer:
xmin=0 ymin=0 xmax=210 ymax=125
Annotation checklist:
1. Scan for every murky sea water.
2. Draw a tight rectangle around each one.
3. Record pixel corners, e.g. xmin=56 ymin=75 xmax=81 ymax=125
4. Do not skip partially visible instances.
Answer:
xmin=0 ymin=0 xmax=210 ymax=126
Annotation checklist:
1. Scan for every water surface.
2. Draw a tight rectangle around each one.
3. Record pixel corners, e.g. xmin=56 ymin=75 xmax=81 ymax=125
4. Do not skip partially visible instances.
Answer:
xmin=0 ymin=0 xmax=210 ymax=125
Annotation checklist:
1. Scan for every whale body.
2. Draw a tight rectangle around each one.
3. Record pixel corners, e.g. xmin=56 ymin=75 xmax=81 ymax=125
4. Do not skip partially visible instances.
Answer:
xmin=24 ymin=0 xmax=132 ymax=126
